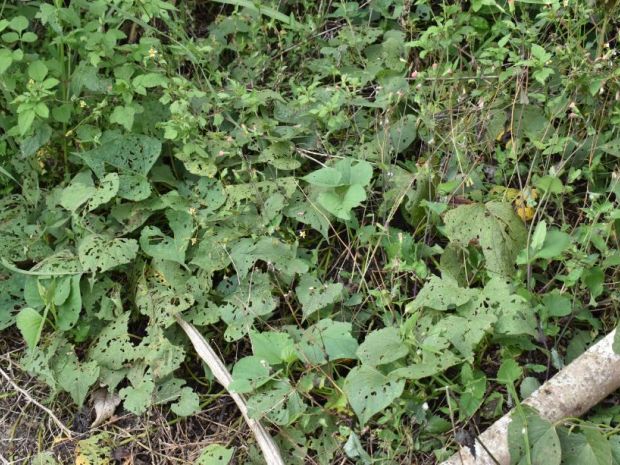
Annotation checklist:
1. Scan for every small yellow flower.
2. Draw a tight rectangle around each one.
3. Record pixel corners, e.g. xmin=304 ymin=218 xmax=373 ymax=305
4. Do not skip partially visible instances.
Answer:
xmin=28 ymin=79 xmax=35 ymax=86
xmin=191 ymin=237 xmax=198 ymax=245
xmin=299 ymin=230 xmax=306 ymax=239
xmin=188 ymin=207 xmax=197 ymax=215
xmin=79 ymin=100 xmax=87 ymax=108
xmin=148 ymin=47 xmax=158 ymax=59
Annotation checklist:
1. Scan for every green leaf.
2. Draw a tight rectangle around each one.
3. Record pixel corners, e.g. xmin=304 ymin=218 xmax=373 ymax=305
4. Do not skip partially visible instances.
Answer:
xmin=247 ymin=380 xmax=306 ymax=425
xmin=195 ymin=444 xmax=234 ymax=465
xmin=318 ymin=184 xmax=367 ymax=220
xmin=344 ymin=365 xmax=405 ymax=425
xmin=9 ymin=16 xmax=28 ymax=32
xmin=16 ymin=307 xmax=44 ymax=348
xmin=497 ymin=359 xmax=522 ymax=385
xmin=170 ymin=387 xmax=200 ymax=416
xmin=0 ymin=48 xmax=13 ymax=74
xmin=80 ymin=133 xmax=161 ymax=177
xmin=296 ymin=274 xmax=343 ymax=319
xmin=56 ymin=274 xmax=82 ymax=331
xmin=55 ymin=354 xmax=100 ymax=406
xmin=303 ymin=166 xmax=342 ymax=187
xmin=296 ymin=319 xmax=358 ymax=365
xmin=18 ymin=109 xmax=36 ymax=135
xmin=119 ymin=378 xmax=155 ymax=415
xmin=407 ymin=274 xmax=476 ymax=311
xmin=508 ymin=407 xmax=561 ymax=465
xmin=218 ymin=272 xmax=278 ymax=341
xmin=583 ymin=266 xmax=605 ymax=299
xmin=357 ymin=327 xmax=408 ymax=366
xmin=229 ymin=356 xmax=272 ymax=393
xmin=139 ymin=210 xmax=193 ymax=264
xmin=559 ymin=428 xmax=612 ymax=465
xmin=542 ymin=292 xmax=572 ymax=317
xmin=87 ymin=173 xmax=120 ymax=211
xmin=444 ymin=202 xmax=527 ymax=277
xmin=110 ymin=105 xmax=136 ymax=131
xmin=250 ymin=331 xmax=297 ymax=365
xmin=79 ymin=235 xmax=139 ymax=273
xmin=28 ymin=61 xmax=48 ymax=81
xmin=60 ymin=171 xmax=96 ymax=211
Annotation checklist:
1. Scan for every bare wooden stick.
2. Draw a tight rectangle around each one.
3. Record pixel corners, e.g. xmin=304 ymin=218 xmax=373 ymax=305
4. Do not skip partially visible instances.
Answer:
xmin=439 ymin=329 xmax=620 ymax=465
xmin=175 ymin=315 xmax=285 ymax=465
xmin=0 ymin=365 xmax=73 ymax=438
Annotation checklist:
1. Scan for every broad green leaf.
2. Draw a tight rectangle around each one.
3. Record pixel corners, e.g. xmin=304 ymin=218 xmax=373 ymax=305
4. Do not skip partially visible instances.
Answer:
xmin=80 ymin=133 xmax=161 ymax=178
xmin=344 ymin=365 xmax=405 ymax=425
xmin=296 ymin=319 xmax=358 ymax=365
xmin=79 ymin=235 xmax=139 ymax=273
xmin=357 ymin=327 xmax=408 ymax=366
xmin=110 ymin=105 xmax=136 ymax=131
xmin=55 ymin=354 xmax=99 ymax=406
xmin=296 ymin=273 xmax=343 ymax=318
xmin=250 ymin=331 xmax=297 ymax=365
xmin=303 ymin=166 xmax=342 ymax=187
xmin=60 ymin=171 xmax=96 ymax=211
xmin=56 ymin=274 xmax=82 ymax=331
xmin=218 ymin=272 xmax=278 ymax=341
xmin=16 ymin=307 xmax=44 ymax=348
xmin=139 ymin=210 xmax=193 ymax=264
xmin=542 ymin=292 xmax=572 ymax=317
xmin=229 ymin=356 xmax=272 ymax=393
xmin=444 ymin=202 xmax=527 ymax=277
xmin=318 ymin=184 xmax=366 ymax=220
xmin=407 ymin=274 xmax=476 ymax=311
xmin=508 ymin=407 xmax=561 ymax=465
xmin=195 ymin=444 xmax=234 ymax=465
xmin=170 ymin=387 xmax=199 ymax=416
xmin=247 ymin=380 xmax=306 ymax=425
xmin=119 ymin=378 xmax=155 ymax=414
xmin=28 ymin=61 xmax=47 ymax=81
xmin=87 ymin=173 xmax=120 ymax=210
xmin=559 ymin=428 xmax=612 ymax=465
xmin=497 ymin=359 xmax=522 ymax=385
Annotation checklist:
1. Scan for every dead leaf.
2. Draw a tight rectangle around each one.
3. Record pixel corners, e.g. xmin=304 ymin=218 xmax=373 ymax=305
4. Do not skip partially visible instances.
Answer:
xmin=90 ymin=388 xmax=120 ymax=428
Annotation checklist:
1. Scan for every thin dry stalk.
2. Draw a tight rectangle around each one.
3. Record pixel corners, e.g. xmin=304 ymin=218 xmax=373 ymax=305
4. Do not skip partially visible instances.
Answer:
xmin=175 ymin=315 xmax=285 ymax=465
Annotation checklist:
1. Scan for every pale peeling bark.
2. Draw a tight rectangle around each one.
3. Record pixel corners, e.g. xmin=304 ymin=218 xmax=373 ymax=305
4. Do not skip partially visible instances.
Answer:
xmin=175 ymin=315 xmax=285 ymax=465
xmin=440 ymin=330 xmax=620 ymax=465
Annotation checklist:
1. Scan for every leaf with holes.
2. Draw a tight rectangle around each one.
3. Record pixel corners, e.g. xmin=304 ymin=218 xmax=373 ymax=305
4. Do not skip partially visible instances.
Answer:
xmin=357 ymin=327 xmax=408 ymax=366
xmin=195 ymin=445 xmax=234 ymax=465
xmin=344 ymin=365 xmax=405 ymax=426
xmin=444 ymin=202 xmax=527 ymax=277
xmin=296 ymin=319 xmax=358 ymax=365
xmin=247 ymin=380 xmax=306 ymax=426
xmin=558 ymin=428 xmax=612 ymax=465
xmin=87 ymin=173 xmax=119 ymax=211
xmin=54 ymin=352 xmax=100 ymax=406
xmin=296 ymin=274 xmax=343 ymax=319
xmin=59 ymin=171 xmax=96 ymax=212
xmin=79 ymin=235 xmax=139 ymax=273
xmin=250 ymin=331 xmax=297 ymax=365
xmin=508 ymin=407 xmax=561 ymax=465
xmin=139 ymin=210 xmax=193 ymax=264
xmin=80 ymin=132 xmax=161 ymax=177
xmin=218 ymin=272 xmax=278 ymax=341
xmin=229 ymin=356 xmax=272 ymax=393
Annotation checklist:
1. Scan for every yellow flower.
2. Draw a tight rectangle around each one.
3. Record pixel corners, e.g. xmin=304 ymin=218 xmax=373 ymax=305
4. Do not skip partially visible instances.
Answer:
xmin=148 ymin=47 xmax=158 ymax=59
xmin=79 ymin=100 xmax=87 ymax=108
xmin=513 ymin=188 xmax=538 ymax=221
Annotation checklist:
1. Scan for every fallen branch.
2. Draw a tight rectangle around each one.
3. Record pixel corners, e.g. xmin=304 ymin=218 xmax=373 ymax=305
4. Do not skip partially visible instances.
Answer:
xmin=175 ymin=315 xmax=285 ymax=465
xmin=439 ymin=329 xmax=620 ymax=465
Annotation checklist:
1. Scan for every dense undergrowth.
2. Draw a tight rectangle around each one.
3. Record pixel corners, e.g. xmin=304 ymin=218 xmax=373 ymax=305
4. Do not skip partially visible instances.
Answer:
xmin=1 ymin=0 xmax=620 ymax=463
